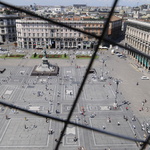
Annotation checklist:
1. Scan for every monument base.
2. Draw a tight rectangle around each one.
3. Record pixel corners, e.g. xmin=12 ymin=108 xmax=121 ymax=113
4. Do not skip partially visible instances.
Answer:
xmin=31 ymin=49 xmax=59 ymax=76
xmin=31 ymin=65 xmax=59 ymax=76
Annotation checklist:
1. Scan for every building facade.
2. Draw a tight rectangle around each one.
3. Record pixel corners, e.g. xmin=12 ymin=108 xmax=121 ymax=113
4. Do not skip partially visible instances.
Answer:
xmin=108 ymin=16 xmax=122 ymax=40
xmin=125 ymin=19 xmax=150 ymax=70
xmin=16 ymin=18 xmax=84 ymax=49
xmin=16 ymin=16 xmax=122 ymax=50
xmin=0 ymin=14 xmax=19 ymax=43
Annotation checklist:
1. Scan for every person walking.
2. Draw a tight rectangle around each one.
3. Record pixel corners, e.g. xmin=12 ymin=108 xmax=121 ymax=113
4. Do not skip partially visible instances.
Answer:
xmin=74 ymin=136 xmax=78 ymax=142
xmin=48 ymin=129 xmax=54 ymax=134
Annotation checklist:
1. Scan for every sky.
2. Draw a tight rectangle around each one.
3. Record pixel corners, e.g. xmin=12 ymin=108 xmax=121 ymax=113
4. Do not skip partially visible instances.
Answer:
xmin=0 ymin=0 xmax=149 ymax=7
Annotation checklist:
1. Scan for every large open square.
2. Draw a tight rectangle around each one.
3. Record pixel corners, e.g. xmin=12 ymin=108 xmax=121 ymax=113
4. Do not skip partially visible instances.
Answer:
xmin=0 ymin=49 xmax=149 ymax=150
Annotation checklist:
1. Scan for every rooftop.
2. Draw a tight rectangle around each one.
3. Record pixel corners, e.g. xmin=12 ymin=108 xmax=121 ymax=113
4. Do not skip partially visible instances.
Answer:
xmin=127 ymin=19 xmax=150 ymax=28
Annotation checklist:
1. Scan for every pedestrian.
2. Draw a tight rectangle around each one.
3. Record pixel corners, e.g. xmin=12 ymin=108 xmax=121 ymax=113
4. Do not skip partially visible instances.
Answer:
xmin=108 ymin=106 xmax=111 ymax=110
xmin=46 ymin=118 xmax=49 ymax=123
xmin=103 ymin=126 xmax=105 ymax=129
xmin=48 ymin=129 xmax=54 ymax=134
xmin=24 ymin=117 xmax=28 ymax=121
xmin=132 ymin=117 xmax=136 ymax=121
xmin=126 ymin=107 xmax=128 ymax=110
xmin=146 ymin=107 xmax=149 ymax=112
xmin=107 ymin=117 xmax=111 ymax=123
xmin=84 ymin=119 xmax=88 ymax=125
xmin=74 ymin=136 xmax=78 ymax=142
xmin=145 ymin=99 xmax=147 ymax=103
xmin=33 ymin=124 xmax=37 ymax=128
xmin=6 ymin=115 xmax=9 ymax=120
xmin=81 ymin=107 xmax=85 ymax=113
xmin=56 ymin=110 xmax=59 ymax=113
xmin=133 ymin=125 xmax=136 ymax=129
xmin=76 ymin=115 xmax=80 ymax=121
xmin=24 ymin=124 xmax=28 ymax=129
xmin=136 ymin=82 xmax=139 ymax=85
xmin=134 ymin=134 xmax=137 ymax=138
xmin=143 ymin=134 xmax=147 ymax=139
xmin=117 ymin=122 xmax=120 ymax=126
xmin=55 ymin=139 xmax=58 ymax=142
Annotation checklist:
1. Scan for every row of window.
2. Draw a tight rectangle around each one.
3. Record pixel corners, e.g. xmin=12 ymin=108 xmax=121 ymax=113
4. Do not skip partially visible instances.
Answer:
xmin=85 ymin=24 xmax=103 ymax=27
xmin=0 ymin=19 xmax=16 ymax=25
xmin=19 ymin=23 xmax=82 ymax=28
xmin=17 ymin=21 xmax=107 ymax=30
xmin=19 ymin=28 xmax=81 ymax=33
xmin=20 ymin=38 xmax=82 ymax=41
xmin=126 ymin=38 xmax=149 ymax=52
xmin=127 ymin=27 xmax=149 ymax=41
xmin=18 ymin=32 xmax=81 ymax=38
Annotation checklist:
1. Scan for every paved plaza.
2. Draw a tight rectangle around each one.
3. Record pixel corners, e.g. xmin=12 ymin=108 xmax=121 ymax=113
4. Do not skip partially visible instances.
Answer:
xmin=0 ymin=49 xmax=149 ymax=150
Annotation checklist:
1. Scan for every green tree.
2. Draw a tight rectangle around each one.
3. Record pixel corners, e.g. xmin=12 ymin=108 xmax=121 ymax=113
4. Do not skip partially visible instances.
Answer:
xmin=34 ymin=52 xmax=37 ymax=58
xmin=4 ymin=10 xmax=12 ymax=15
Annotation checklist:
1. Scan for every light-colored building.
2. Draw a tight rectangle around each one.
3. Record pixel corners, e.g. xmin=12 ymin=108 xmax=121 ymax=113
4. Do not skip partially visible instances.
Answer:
xmin=0 ymin=14 xmax=19 ymax=43
xmin=125 ymin=19 xmax=150 ymax=70
xmin=16 ymin=16 xmax=122 ymax=50
xmin=48 ymin=6 xmax=66 ymax=13
xmin=16 ymin=18 xmax=84 ymax=49
xmin=83 ymin=20 xmax=105 ymax=49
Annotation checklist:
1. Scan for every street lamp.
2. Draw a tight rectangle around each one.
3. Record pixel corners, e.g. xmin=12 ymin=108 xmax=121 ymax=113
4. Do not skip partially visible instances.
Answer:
xmin=100 ymin=58 xmax=106 ymax=81
xmin=114 ymin=79 xmax=122 ymax=107
xmin=6 ymin=40 xmax=10 ymax=57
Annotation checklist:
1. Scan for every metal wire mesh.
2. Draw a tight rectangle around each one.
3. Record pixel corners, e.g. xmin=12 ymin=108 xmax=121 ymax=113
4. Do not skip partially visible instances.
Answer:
xmin=0 ymin=0 xmax=149 ymax=150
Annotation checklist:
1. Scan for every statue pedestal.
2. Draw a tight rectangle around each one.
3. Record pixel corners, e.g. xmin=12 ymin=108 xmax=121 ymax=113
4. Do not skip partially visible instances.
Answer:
xmin=31 ymin=55 xmax=59 ymax=76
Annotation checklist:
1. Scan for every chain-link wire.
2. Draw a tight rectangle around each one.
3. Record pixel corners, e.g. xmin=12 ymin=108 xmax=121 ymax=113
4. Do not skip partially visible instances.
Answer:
xmin=0 ymin=0 xmax=149 ymax=150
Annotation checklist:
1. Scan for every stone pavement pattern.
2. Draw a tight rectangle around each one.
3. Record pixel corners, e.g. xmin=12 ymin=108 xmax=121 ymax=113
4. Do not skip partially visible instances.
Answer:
xmin=0 ymin=50 xmax=149 ymax=150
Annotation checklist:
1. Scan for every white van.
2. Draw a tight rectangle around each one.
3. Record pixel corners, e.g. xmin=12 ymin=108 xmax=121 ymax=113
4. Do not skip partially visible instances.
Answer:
xmin=141 ymin=76 xmax=149 ymax=80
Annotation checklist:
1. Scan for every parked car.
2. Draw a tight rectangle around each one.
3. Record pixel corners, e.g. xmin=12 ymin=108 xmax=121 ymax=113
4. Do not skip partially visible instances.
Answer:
xmin=1 ymin=48 xmax=7 ymax=51
xmin=36 ymin=47 xmax=43 ymax=50
xmin=141 ymin=76 xmax=149 ymax=80
xmin=117 ymin=54 xmax=123 ymax=57
xmin=16 ymin=49 xmax=21 ymax=52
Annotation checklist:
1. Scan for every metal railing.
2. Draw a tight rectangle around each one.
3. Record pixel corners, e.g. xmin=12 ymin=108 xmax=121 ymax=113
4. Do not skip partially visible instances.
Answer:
xmin=0 ymin=0 xmax=150 ymax=150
